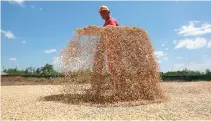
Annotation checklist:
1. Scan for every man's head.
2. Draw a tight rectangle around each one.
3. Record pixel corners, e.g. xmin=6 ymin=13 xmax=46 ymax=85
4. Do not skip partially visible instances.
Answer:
xmin=99 ymin=5 xmax=110 ymax=20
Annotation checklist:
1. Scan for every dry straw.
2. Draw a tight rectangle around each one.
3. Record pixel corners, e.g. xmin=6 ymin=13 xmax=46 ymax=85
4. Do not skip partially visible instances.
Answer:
xmin=60 ymin=26 xmax=166 ymax=105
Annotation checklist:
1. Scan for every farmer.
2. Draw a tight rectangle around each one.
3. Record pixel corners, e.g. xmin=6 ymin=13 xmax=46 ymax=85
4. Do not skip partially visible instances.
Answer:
xmin=98 ymin=5 xmax=119 ymax=27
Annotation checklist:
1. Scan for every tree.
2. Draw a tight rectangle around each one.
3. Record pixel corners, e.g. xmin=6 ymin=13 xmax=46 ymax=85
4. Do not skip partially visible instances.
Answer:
xmin=32 ymin=67 xmax=36 ymax=74
xmin=40 ymin=64 xmax=55 ymax=75
xmin=36 ymin=68 xmax=41 ymax=74
xmin=3 ymin=69 xmax=7 ymax=73
xmin=25 ymin=68 xmax=29 ymax=74
xmin=205 ymin=69 xmax=211 ymax=75
xmin=14 ymin=67 xmax=17 ymax=72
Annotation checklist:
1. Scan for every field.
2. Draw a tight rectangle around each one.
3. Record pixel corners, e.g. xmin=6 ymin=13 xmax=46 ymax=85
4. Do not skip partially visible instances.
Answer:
xmin=1 ymin=79 xmax=211 ymax=120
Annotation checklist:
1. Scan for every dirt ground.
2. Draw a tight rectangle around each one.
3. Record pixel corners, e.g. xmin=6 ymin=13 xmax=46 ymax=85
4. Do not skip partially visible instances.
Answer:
xmin=1 ymin=81 xmax=211 ymax=120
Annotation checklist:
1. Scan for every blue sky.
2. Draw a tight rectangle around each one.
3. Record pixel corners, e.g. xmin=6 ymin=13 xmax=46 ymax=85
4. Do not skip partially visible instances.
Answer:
xmin=1 ymin=1 xmax=211 ymax=72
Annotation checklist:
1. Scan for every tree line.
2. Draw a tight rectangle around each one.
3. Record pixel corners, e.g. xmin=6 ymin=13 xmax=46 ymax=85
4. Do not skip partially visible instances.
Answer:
xmin=160 ymin=68 xmax=211 ymax=81
xmin=161 ymin=68 xmax=211 ymax=76
xmin=2 ymin=64 xmax=63 ymax=77
xmin=2 ymin=64 xmax=211 ymax=81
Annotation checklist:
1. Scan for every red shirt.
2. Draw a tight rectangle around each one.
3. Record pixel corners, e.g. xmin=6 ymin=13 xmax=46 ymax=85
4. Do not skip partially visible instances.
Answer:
xmin=103 ymin=17 xmax=119 ymax=27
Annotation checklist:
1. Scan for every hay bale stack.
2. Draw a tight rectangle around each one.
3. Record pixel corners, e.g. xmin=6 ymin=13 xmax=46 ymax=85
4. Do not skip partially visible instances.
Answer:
xmin=61 ymin=26 xmax=165 ymax=102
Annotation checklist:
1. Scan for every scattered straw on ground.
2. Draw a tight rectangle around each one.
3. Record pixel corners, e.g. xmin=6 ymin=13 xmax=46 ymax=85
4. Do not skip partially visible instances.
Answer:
xmin=1 ymin=82 xmax=211 ymax=120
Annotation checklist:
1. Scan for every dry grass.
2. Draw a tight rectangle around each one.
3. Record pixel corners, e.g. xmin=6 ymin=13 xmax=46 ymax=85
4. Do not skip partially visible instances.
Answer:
xmin=60 ymin=26 xmax=165 ymax=103
xmin=1 ymin=82 xmax=211 ymax=120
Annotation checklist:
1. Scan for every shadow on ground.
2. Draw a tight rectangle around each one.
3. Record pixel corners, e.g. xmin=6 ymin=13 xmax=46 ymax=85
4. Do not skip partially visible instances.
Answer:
xmin=41 ymin=93 xmax=117 ymax=105
xmin=40 ymin=92 xmax=164 ymax=107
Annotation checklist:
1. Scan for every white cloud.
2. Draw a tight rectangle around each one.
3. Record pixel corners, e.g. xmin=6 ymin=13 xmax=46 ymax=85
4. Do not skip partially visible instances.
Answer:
xmin=164 ymin=57 xmax=168 ymax=60
xmin=173 ymin=57 xmax=211 ymax=72
xmin=155 ymin=58 xmax=161 ymax=64
xmin=173 ymin=40 xmax=177 ymax=44
xmin=176 ymin=56 xmax=184 ymax=60
xmin=44 ymin=49 xmax=57 ymax=54
xmin=154 ymin=51 xmax=165 ymax=58
xmin=161 ymin=43 xmax=165 ymax=47
xmin=52 ymin=56 xmax=63 ymax=71
xmin=9 ymin=58 xmax=16 ymax=61
xmin=208 ymin=41 xmax=211 ymax=48
xmin=175 ymin=37 xmax=207 ymax=49
xmin=21 ymin=40 xmax=26 ymax=44
xmin=175 ymin=21 xmax=211 ymax=36
xmin=40 ymin=8 xmax=43 ymax=11
xmin=1 ymin=29 xmax=16 ymax=39
xmin=165 ymin=48 xmax=168 ymax=51
xmin=8 ymin=0 xmax=25 ymax=6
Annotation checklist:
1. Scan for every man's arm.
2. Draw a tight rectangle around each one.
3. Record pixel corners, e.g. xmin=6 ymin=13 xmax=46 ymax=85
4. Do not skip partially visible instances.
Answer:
xmin=116 ymin=21 xmax=119 ymax=26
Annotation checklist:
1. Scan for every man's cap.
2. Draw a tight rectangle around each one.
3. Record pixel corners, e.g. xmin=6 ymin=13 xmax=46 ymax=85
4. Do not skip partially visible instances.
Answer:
xmin=99 ymin=5 xmax=110 ymax=12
